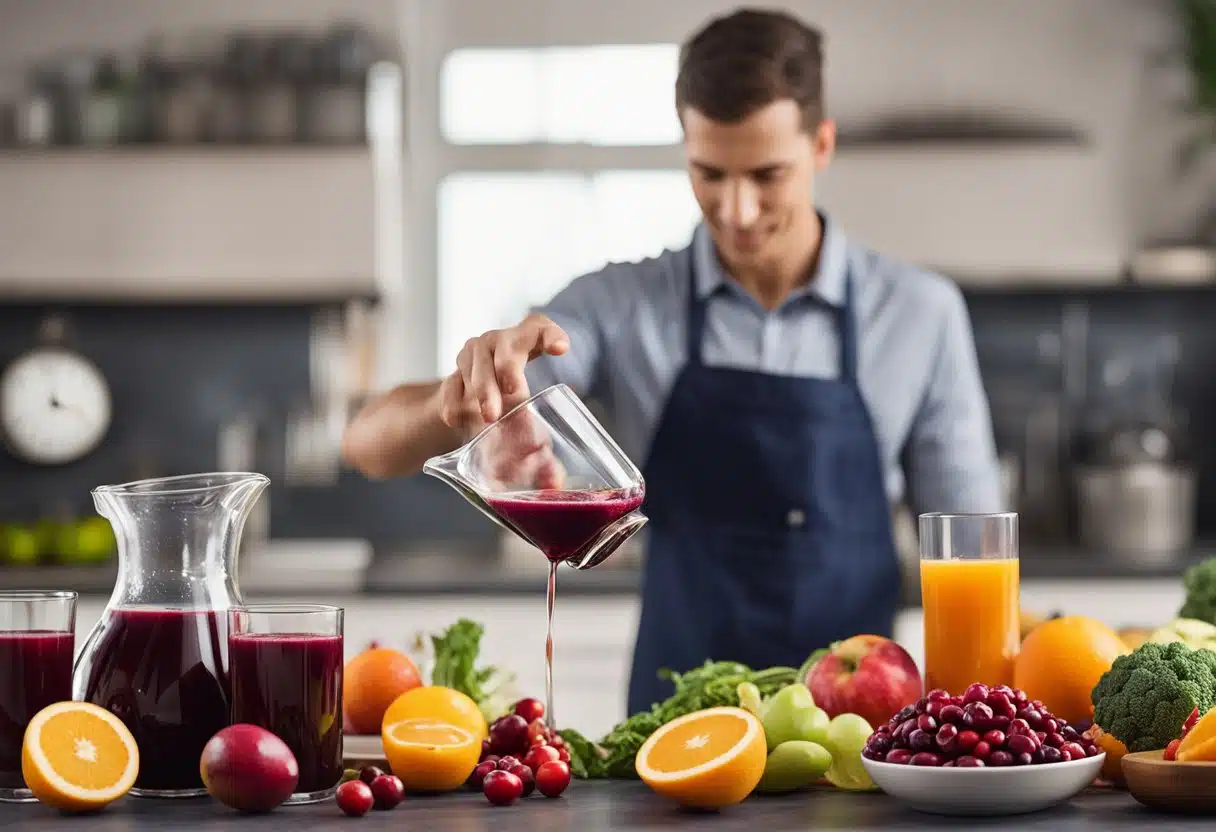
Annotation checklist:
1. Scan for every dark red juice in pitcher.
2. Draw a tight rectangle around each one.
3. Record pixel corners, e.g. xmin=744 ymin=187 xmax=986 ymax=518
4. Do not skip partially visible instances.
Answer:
xmin=486 ymin=488 xmax=645 ymax=562
xmin=229 ymin=633 xmax=344 ymax=794
xmin=0 ymin=632 xmax=74 ymax=790
xmin=81 ymin=607 xmax=230 ymax=794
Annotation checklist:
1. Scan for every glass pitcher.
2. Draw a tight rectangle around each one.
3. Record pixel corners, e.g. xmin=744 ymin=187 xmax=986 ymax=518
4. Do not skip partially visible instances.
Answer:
xmin=73 ymin=472 xmax=269 ymax=799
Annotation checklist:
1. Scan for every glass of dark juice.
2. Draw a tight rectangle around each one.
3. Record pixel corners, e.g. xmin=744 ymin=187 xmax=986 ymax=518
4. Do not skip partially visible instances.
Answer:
xmin=0 ymin=590 xmax=76 ymax=803
xmin=228 ymin=604 xmax=343 ymax=805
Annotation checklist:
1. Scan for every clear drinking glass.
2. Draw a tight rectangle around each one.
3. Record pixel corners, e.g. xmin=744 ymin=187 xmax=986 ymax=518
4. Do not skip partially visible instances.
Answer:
xmin=228 ymin=604 xmax=344 ymax=805
xmin=919 ymin=512 xmax=1020 ymax=695
xmin=0 ymin=590 xmax=77 ymax=803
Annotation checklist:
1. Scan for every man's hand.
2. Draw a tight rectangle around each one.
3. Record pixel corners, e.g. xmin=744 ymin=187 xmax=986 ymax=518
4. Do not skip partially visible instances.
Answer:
xmin=438 ymin=312 xmax=570 ymax=430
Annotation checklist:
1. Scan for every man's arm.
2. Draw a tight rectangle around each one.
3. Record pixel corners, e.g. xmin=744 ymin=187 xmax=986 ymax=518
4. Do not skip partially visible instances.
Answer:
xmin=902 ymin=282 xmax=1004 ymax=515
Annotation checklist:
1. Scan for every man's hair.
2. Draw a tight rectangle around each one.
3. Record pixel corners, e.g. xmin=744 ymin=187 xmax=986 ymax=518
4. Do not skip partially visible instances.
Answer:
xmin=675 ymin=7 xmax=824 ymax=130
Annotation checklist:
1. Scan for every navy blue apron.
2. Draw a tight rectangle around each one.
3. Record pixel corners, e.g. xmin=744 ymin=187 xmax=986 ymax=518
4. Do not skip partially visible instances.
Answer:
xmin=626 ymin=246 xmax=902 ymax=714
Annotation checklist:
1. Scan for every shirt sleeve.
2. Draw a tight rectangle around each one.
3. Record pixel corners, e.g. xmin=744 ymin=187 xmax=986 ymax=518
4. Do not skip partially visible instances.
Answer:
xmin=523 ymin=263 xmax=635 ymax=400
xmin=902 ymin=282 xmax=1005 ymax=515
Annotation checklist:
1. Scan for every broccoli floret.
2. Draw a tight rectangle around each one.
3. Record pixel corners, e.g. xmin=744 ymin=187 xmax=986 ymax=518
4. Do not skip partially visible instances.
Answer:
xmin=1180 ymin=557 xmax=1216 ymax=625
xmin=1091 ymin=641 xmax=1216 ymax=752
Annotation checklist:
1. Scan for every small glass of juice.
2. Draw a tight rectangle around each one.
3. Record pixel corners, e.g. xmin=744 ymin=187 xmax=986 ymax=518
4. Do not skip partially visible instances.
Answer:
xmin=919 ymin=513 xmax=1019 ymax=696
xmin=0 ymin=590 xmax=76 ymax=803
xmin=228 ymin=604 xmax=344 ymax=805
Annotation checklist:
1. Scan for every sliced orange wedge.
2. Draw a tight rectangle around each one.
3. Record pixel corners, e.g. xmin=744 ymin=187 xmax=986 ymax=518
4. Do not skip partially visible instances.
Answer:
xmin=636 ymin=706 xmax=766 ymax=809
xmin=21 ymin=701 xmax=139 ymax=812
xmin=381 ymin=717 xmax=481 ymax=792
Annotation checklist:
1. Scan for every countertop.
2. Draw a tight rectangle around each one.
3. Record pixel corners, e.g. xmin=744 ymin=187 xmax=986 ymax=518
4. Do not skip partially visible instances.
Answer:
xmin=0 ymin=781 xmax=1204 ymax=831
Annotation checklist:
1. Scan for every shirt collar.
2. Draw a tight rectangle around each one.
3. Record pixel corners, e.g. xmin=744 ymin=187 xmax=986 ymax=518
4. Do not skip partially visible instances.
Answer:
xmin=692 ymin=211 xmax=849 ymax=308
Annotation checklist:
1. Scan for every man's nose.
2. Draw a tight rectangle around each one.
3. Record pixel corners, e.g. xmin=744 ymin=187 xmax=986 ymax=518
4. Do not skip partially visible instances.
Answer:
xmin=717 ymin=179 xmax=760 ymax=228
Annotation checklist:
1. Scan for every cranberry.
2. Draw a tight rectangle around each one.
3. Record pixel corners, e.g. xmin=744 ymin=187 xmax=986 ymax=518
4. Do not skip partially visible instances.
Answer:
xmin=963 ymin=702 xmax=994 ymax=729
xmin=936 ymin=723 xmax=959 ymax=752
xmin=1007 ymin=733 xmax=1038 ymax=756
xmin=908 ymin=729 xmax=933 ymax=750
xmin=358 ymin=765 xmax=385 ymax=785
xmin=481 ymin=753 xmax=501 ymax=766
xmin=957 ymin=730 xmax=980 ymax=752
xmin=992 ymin=685 xmax=1016 ymax=699
xmin=1031 ymin=749 xmax=1045 ymax=764
xmin=992 ymin=715 xmax=1012 ymax=730
xmin=988 ymin=750 xmax=1014 ymax=767
xmin=370 ymin=775 xmax=405 ymax=810
xmin=917 ymin=714 xmax=937 ymax=733
xmin=535 ymin=761 xmax=571 ymax=798
xmin=1041 ymin=746 xmax=1063 ymax=763
xmin=1061 ymin=742 xmax=1087 ymax=761
xmin=909 ymin=752 xmax=942 ymax=767
xmin=1023 ymin=710 xmax=1045 ymax=729
xmin=1008 ymin=718 xmax=1032 ymax=736
xmin=962 ymin=683 xmax=990 ymax=704
xmin=497 ymin=755 xmax=522 ymax=771
xmin=982 ymin=730 xmax=1006 ymax=748
xmin=914 ymin=699 xmax=928 ymax=714
xmin=514 ymin=698 xmax=546 ymax=723
xmin=557 ymin=746 xmax=571 ymax=764
xmin=950 ymin=695 xmax=966 ymax=706
xmin=526 ymin=719 xmax=550 ymax=747
xmin=925 ymin=699 xmax=945 ymax=719
xmin=956 ymin=755 xmax=984 ymax=768
xmin=469 ymin=760 xmax=498 ymax=788
xmin=1015 ymin=752 xmax=1034 ymax=766
xmin=1035 ymin=731 xmax=1048 ymax=744
xmin=939 ymin=704 xmax=966 ymax=726
xmin=868 ymin=734 xmax=894 ymax=755
xmin=927 ymin=688 xmax=951 ymax=701
xmin=986 ymin=693 xmax=1016 ymax=719
xmin=1084 ymin=743 xmax=1099 ymax=757
xmin=1061 ymin=725 xmax=1080 ymax=741
xmin=941 ymin=760 xmax=956 ymax=768
xmin=893 ymin=705 xmax=918 ymax=724
xmin=1013 ymin=689 xmax=1028 ymax=704
xmin=508 ymin=763 xmax=535 ymax=797
xmin=862 ymin=745 xmax=882 ymax=760
xmin=483 ymin=769 xmax=524 ymax=805
xmin=885 ymin=748 xmax=914 ymax=764
xmin=481 ymin=738 xmax=493 ymax=758
xmin=490 ymin=715 xmax=529 ymax=755
xmin=335 ymin=780 xmax=375 ymax=817
xmin=524 ymin=745 xmax=562 ymax=774
xmin=548 ymin=733 xmax=565 ymax=749
xmin=971 ymin=741 xmax=991 ymax=760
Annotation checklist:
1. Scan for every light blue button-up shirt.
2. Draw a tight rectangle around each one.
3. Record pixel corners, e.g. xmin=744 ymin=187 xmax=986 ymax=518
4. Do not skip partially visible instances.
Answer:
xmin=525 ymin=214 xmax=1003 ymax=515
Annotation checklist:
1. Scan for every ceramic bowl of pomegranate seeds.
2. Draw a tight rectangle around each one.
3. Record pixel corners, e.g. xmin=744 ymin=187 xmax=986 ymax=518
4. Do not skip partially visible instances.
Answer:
xmin=860 ymin=684 xmax=1105 ymax=816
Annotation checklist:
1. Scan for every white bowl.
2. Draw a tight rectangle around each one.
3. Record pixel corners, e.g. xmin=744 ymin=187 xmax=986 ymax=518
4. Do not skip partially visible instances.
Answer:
xmin=861 ymin=753 xmax=1105 ymax=816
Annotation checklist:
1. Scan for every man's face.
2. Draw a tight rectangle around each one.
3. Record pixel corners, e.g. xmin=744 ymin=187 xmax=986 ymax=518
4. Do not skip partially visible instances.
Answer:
xmin=682 ymin=100 xmax=835 ymax=270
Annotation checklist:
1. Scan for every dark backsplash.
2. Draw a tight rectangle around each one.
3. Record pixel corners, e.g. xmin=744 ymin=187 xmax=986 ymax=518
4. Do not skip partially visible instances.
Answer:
xmin=0 ymin=285 xmax=1211 ymax=546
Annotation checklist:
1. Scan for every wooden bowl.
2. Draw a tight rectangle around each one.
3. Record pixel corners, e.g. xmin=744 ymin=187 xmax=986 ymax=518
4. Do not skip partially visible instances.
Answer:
xmin=1121 ymin=749 xmax=1216 ymax=814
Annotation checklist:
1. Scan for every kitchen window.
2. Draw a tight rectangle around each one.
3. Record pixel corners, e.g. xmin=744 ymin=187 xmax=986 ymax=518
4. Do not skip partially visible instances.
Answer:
xmin=435 ymin=42 xmax=696 ymax=370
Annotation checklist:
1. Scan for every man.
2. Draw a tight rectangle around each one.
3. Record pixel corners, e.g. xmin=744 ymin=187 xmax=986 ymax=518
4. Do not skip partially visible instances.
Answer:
xmin=342 ymin=8 xmax=1002 ymax=714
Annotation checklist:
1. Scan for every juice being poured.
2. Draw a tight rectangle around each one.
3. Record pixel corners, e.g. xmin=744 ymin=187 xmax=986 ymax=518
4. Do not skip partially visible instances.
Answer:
xmin=80 ymin=607 xmax=230 ymax=795
xmin=0 ymin=632 xmax=74 ymax=792
xmin=229 ymin=633 xmax=344 ymax=797
xmin=486 ymin=487 xmax=645 ymax=729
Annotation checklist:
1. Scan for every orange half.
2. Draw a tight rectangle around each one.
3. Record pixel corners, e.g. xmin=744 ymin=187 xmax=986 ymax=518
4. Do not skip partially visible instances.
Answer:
xmin=636 ymin=706 xmax=766 ymax=809
xmin=381 ymin=717 xmax=481 ymax=793
xmin=21 ymin=701 xmax=139 ymax=812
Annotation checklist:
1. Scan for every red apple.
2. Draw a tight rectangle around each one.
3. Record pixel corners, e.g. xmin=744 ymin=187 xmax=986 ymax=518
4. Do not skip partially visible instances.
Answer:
xmin=805 ymin=634 xmax=922 ymax=729
xmin=200 ymin=724 xmax=299 ymax=813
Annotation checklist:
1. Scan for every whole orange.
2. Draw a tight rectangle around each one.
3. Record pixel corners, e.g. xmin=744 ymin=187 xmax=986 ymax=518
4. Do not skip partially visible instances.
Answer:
xmin=1014 ymin=616 xmax=1129 ymax=725
xmin=343 ymin=648 xmax=422 ymax=735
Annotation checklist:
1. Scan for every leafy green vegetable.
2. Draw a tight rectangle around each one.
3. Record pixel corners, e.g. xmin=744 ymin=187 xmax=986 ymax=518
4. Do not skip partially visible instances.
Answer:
xmin=1092 ymin=641 xmax=1216 ymax=752
xmin=1180 ymin=557 xmax=1216 ymax=626
xmin=429 ymin=619 xmax=517 ymax=722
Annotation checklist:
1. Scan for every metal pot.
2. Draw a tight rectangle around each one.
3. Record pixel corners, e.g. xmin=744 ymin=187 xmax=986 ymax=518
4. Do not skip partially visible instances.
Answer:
xmin=1075 ymin=461 xmax=1196 ymax=557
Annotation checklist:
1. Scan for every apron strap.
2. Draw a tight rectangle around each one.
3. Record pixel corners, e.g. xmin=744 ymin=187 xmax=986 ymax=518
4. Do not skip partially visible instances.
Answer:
xmin=686 ymin=240 xmax=861 ymax=383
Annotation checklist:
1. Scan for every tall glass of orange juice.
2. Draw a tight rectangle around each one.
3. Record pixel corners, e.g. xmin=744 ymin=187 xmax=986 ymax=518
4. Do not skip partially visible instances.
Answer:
xmin=919 ymin=512 xmax=1019 ymax=696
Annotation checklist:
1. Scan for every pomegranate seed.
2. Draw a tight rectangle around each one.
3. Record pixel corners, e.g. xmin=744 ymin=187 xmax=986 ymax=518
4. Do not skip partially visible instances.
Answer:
xmin=956 ymin=755 xmax=985 ymax=768
xmin=957 ymin=730 xmax=980 ymax=752
xmin=988 ymin=750 xmax=1014 ymax=767
xmin=982 ymin=730 xmax=1006 ymax=748
xmin=917 ymin=714 xmax=937 ymax=733
xmin=972 ymin=741 xmax=992 ymax=760
xmin=1040 ymin=746 xmax=1063 ymax=764
xmin=886 ymin=748 xmax=914 ymax=764
xmin=963 ymin=683 xmax=990 ymax=704
xmin=909 ymin=752 xmax=943 ymax=766
xmin=909 ymin=729 xmax=932 ymax=750
xmin=1007 ymin=733 xmax=1038 ymax=756
xmin=335 ymin=780 xmax=375 ymax=817
xmin=939 ymin=704 xmax=966 ymax=726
